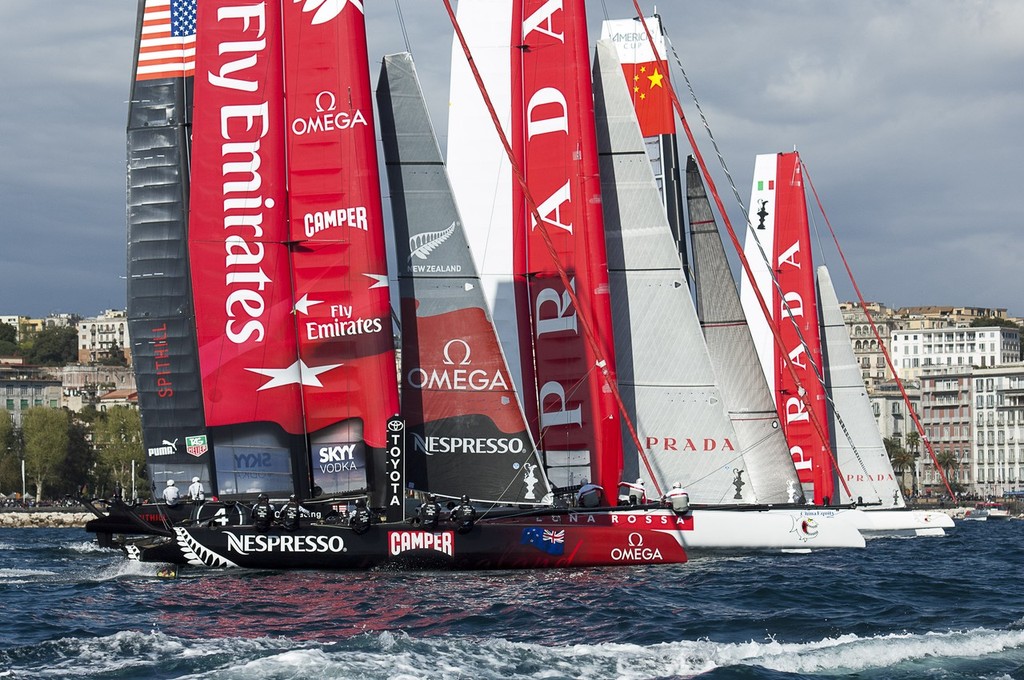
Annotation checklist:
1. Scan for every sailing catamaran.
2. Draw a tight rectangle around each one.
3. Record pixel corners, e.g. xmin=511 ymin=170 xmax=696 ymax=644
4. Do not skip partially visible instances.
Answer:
xmin=592 ymin=39 xmax=863 ymax=550
xmin=92 ymin=0 xmax=697 ymax=570
xmin=739 ymin=152 xmax=953 ymax=536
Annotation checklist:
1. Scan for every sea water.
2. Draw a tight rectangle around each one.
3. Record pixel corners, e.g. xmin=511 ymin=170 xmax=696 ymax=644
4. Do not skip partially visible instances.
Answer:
xmin=0 ymin=521 xmax=1022 ymax=679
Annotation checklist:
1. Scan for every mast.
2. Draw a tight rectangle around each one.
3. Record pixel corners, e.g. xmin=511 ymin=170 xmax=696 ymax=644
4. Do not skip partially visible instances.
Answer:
xmin=126 ymin=0 xmax=216 ymax=497
xmin=377 ymin=52 xmax=552 ymax=505
xmin=280 ymin=1 xmax=400 ymax=506
xmin=188 ymin=0 xmax=305 ymax=499
xmin=740 ymin=152 xmax=835 ymax=503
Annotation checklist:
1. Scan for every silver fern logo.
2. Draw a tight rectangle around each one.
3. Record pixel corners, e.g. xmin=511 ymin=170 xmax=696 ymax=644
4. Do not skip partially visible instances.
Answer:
xmin=175 ymin=527 xmax=239 ymax=568
xmin=295 ymin=0 xmax=363 ymax=25
xmin=409 ymin=221 xmax=456 ymax=261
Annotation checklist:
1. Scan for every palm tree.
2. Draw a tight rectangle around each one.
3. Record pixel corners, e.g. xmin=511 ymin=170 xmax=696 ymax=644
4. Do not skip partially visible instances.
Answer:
xmin=935 ymin=450 xmax=958 ymax=494
xmin=885 ymin=437 xmax=914 ymax=496
xmin=904 ymin=430 xmax=921 ymax=495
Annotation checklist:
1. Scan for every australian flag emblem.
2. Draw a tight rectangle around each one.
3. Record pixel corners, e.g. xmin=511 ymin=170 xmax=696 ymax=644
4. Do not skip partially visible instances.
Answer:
xmin=521 ymin=527 xmax=565 ymax=556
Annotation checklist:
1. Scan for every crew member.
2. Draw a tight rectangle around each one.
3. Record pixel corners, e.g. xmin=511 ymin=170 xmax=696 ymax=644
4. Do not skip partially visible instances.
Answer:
xmin=618 ymin=478 xmax=646 ymax=505
xmin=162 ymin=479 xmax=181 ymax=507
xmin=576 ymin=480 xmax=603 ymax=508
xmin=662 ymin=483 xmax=690 ymax=514
xmin=187 ymin=476 xmax=205 ymax=502
xmin=450 ymin=494 xmax=477 ymax=533
xmin=349 ymin=498 xmax=372 ymax=535
xmin=251 ymin=493 xmax=273 ymax=532
xmin=281 ymin=494 xmax=301 ymax=531
xmin=418 ymin=493 xmax=441 ymax=530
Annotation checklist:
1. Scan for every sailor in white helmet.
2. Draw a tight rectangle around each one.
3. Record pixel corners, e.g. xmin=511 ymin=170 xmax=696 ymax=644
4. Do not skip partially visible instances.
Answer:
xmin=162 ymin=479 xmax=181 ymax=506
xmin=187 ymin=476 xmax=205 ymax=502
xmin=662 ymin=483 xmax=690 ymax=514
xmin=618 ymin=478 xmax=647 ymax=505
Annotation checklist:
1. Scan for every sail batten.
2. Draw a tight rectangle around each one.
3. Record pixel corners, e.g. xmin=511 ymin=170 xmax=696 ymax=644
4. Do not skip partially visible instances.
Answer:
xmin=126 ymin=0 xmax=214 ymax=496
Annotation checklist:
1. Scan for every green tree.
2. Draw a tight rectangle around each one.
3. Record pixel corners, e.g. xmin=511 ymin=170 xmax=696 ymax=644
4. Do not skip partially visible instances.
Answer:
xmin=970 ymin=317 xmax=1021 ymax=330
xmin=22 ymin=326 xmax=78 ymax=366
xmin=93 ymin=407 xmax=144 ymax=498
xmin=22 ymin=407 xmax=70 ymax=501
xmin=0 ymin=322 xmax=18 ymax=357
xmin=884 ymin=436 xmax=914 ymax=495
xmin=61 ymin=419 xmax=94 ymax=498
xmin=935 ymin=449 xmax=959 ymax=489
xmin=904 ymin=430 xmax=921 ymax=494
xmin=0 ymin=409 xmax=21 ymax=496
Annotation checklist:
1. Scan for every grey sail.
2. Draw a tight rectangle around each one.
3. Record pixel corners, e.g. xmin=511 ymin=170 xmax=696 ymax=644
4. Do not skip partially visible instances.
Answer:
xmin=125 ymin=0 xmax=214 ymax=496
xmin=817 ymin=266 xmax=906 ymax=507
xmin=594 ymin=41 xmax=753 ymax=504
xmin=686 ymin=156 xmax=804 ymax=504
xmin=376 ymin=52 xmax=552 ymax=505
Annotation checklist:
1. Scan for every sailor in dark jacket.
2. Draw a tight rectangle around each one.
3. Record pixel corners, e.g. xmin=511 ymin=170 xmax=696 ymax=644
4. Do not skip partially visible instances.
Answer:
xmin=349 ymin=498 xmax=372 ymax=534
xmin=281 ymin=494 xmax=301 ymax=531
xmin=251 ymin=493 xmax=273 ymax=532
xmin=450 ymin=494 xmax=477 ymax=533
xmin=418 ymin=494 xmax=441 ymax=530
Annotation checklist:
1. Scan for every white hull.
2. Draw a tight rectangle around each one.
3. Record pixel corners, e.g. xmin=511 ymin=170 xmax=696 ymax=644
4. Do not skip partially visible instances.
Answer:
xmin=677 ymin=508 xmax=866 ymax=552
xmin=790 ymin=507 xmax=952 ymax=538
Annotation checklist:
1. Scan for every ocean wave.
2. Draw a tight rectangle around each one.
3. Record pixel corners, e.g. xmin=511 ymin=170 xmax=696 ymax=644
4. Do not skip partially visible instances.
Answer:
xmin=2 ymin=626 xmax=1024 ymax=679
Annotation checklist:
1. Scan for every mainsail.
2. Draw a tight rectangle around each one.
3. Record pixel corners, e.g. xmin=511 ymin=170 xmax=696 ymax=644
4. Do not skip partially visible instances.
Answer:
xmin=126 ymin=0 xmax=214 ymax=495
xmin=686 ymin=156 xmax=804 ymax=503
xmin=377 ymin=52 xmax=551 ymax=504
xmin=184 ymin=0 xmax=398 ymax=502
xmin=188 ymin=0 xmax=304 ymax=498
xmin=818 ymin=266 xmax=905 ymax=507
xmin=600 ymin=16 xmax=686 ymax=270
xmin=593 ymin=40 xmax=752 ymax=503
xmin=280 ymin=0 xmax=401 ymax=504
xmin=449 ymin=0 xmax=623 ymax=495
xmin=740 ymin=152 xmax=835 ymax=503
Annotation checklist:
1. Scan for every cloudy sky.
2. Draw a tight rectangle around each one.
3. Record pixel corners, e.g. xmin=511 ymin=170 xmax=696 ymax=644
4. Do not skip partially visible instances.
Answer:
xmin=1 ymin=1 xmax=1020 ymax=319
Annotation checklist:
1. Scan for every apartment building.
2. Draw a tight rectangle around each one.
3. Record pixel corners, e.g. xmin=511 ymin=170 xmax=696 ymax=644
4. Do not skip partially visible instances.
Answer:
xmin=971 ymin=363 xmax=1024 ymax=497
xmin=890 ymin=326 xmax=1020 ymax=381
xmin=77 ymin=310 xmax=131 ymax=365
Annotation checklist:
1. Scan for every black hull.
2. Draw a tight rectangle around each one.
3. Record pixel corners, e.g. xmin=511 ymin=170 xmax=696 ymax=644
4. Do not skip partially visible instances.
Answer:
xmin=122 ymin=508 xmax=690 ymax=570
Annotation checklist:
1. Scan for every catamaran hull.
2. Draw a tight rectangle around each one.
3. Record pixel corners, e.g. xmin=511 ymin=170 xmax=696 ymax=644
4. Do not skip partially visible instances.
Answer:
xmin=782 ymin=507 xmax=952 ymax=538
xmin=122 ymin=509 xmax=689 ymax=570
xmin=680 ymin=508 xmax=865 ymax=552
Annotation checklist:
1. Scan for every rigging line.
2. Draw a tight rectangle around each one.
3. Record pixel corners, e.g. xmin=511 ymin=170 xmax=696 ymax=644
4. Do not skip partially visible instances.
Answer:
xmin=392 ymin=0 xmax=412 ymax=54
xmin=632 ymin=2 xmax=851 ymax=500
xmin=441 ymin=0 xmax=660 ymax=496
xmin=801 ymin=160 xmax=957 ymax=500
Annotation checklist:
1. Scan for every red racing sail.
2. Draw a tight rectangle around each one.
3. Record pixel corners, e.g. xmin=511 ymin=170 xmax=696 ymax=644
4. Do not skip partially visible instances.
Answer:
xmin=513 ymin=0 xmax=623 ymax=497
xmin=280 ymin=1 xmax=401 ymax=497
xmin=741 ymin=152 xmax=834 ymax=503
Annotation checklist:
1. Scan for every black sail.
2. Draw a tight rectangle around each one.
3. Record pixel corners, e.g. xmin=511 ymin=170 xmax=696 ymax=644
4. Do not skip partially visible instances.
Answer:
xmin=125 ymin=0 xmax=214 ymax=497
xmin=377 ymin=53 xmax=551 ymax=505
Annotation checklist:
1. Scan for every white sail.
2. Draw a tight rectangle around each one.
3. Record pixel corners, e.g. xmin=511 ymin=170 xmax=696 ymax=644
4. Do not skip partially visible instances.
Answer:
xmin=594 ymin=40 xmax=752 ymax=504
xmin=686 ymin=157 xmax=805 ymax=504
xmin=817 ymin=266 xmax=906 ymax=507
xmin=445 ymin=0 xmax=525 ymax=398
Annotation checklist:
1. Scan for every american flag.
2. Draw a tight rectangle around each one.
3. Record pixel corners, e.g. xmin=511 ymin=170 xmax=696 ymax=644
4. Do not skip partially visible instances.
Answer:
xmin=135 ymin=0 xmax=197 ymax=81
